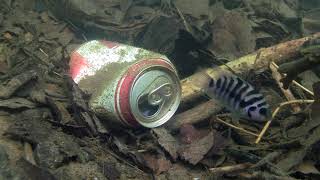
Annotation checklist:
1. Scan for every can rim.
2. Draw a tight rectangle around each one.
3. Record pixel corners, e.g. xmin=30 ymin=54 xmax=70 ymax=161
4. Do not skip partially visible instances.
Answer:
xmin=131 ymin=67 xmax=181 ymax=127
xmin=114 ymin=58 xmax=181 ymax=128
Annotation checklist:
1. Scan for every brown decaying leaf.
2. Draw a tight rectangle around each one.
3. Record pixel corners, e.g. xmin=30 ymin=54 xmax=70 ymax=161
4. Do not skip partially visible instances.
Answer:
xmin=152 ymin=127 xmax=179 ymax=160
xmin=296 ymin=160 xmax=320 ymax=175
xmin=143 ymin=153 xmax=172 ymax=175
xmin=0 ymin=70 xmax=37 ymax=99
xmin=0 ymin=61 xmax=8 ymax=74
xmin=0 ymin=98 xmax=36 ymax=109
xmin=179 ymin=124 xmax=202 ymax=144
xmin=178 ymin=131 xmax=214 ymax=165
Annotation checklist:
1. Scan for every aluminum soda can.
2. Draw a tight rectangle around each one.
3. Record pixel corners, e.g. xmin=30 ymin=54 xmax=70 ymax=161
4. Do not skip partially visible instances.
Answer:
xmin=69 ymin=40 xmax=181 ymax=128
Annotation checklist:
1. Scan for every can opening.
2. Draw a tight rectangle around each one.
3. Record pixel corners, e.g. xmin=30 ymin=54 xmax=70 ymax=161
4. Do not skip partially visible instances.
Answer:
xmin=138 ymin=94 xmax=160 ymax=117
xmin=130 ymin=66 xmax=181 ymax=128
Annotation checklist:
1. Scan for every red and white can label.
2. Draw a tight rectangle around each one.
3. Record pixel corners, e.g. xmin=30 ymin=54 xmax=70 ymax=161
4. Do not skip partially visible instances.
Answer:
xmin=69 ymin=40 xmax=179 ymax=128
xmin=70 ymin=40 xmax=145 ymax=83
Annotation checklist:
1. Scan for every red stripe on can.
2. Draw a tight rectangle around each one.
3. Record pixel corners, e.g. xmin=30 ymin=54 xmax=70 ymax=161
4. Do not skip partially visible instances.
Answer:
xmin=69 ymin=51 xmax=88 ymax=80
xmin=114 ymin=59 xmax=175 ymax=127
xmin=100 ymin=40 xmax=120 ymax=49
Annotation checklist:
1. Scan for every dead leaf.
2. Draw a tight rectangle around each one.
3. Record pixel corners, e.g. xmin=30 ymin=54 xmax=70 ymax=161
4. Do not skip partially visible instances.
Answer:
xmin=143 ymin=153 xmax=172 ymax=175
xmin=0 ymin=70 xmax=37 ymax=99
xmin=296 ymin=160 xmax=320 ymax=175
xmin=276 ymin=147 xmax=308 ymax=172
xmin=179 ymin=131 xmax=214 ymax=165
xmin=179 ymin=124 xmax=202 ymax=144
xmin=311 ymin=82 xmax=320 ymax=122
xmin=58 ymin=28 xmax=74 ymax=46
xmin=24 ymin=32 xmax=33 ymax=42
xmin=152 ymin=128 xmax=179 ymax=160
xmin=298 ymin=71 xmax=320 ymax=91
xmin=175 ymin=0 xmax=209 ymax=18
xmin=53 ymin=101 xmax=73 ymax=124
xmin=0 ymin=60 xmax=8 ymax=74
xmin=0 ymin=98 xmax=36 ymax=109
xmin=99 ymin=161 xmax=121 ymax=179
xmin=3 ymin=32 xmax=13 ymax=40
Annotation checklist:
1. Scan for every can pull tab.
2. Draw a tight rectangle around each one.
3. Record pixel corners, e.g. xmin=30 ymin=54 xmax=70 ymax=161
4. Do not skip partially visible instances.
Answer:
xmin=136 ymin=75 xmax=174 ymax=118
xmin=147 ymin=83 xmax=173 ymax=106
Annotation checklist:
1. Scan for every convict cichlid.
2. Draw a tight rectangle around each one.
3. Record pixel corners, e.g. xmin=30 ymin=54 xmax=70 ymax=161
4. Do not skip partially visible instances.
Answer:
xmin=196 ymin=71 xmax=271 ymax=122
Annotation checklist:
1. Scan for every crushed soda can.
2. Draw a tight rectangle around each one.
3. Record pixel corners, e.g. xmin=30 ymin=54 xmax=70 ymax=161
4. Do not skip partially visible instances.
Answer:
xmin=69 ymin=40 xmax=181 ymax=128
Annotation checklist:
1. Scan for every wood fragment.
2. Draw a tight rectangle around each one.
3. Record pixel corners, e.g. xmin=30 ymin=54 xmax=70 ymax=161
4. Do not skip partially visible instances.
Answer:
xmin=271 ymin=62 xmax=314 ymax=96
xmin=180 ymin=33 xmax=320 ymax=105
xmin=270 ymin=62 xmax=301 ymax=112
xmin=24 ymin=142 xmax=36 ymax=165
xmin=165 ymin=100 xmax=222 ymax=130
xmin=213 ymin=117 xmax=260 ymax=137
xmin=209 ymin=163 xmax=252 ymax=174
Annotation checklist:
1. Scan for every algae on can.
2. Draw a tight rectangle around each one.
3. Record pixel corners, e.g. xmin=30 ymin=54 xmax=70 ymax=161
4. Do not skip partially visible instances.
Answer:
xmin=69 ymin=40 xmax=181 ymax=128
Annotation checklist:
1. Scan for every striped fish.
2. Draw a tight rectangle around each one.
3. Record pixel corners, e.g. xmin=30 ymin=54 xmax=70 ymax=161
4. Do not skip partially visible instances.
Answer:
xmin=198 ymin=72 xmax=271 ymax=122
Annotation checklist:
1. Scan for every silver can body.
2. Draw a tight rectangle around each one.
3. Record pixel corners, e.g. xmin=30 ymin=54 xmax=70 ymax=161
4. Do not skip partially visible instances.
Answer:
xmin=69 ymin=40 xmax=181 ymax=128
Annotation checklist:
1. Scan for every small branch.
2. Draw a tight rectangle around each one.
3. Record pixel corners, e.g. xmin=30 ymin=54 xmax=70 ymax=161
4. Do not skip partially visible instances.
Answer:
xmin=165 ymin=100 xmax=222 ymax=131
xmin=180 ymin=33 xmax=320 ymax=105
xmin=271 ymin=62 xmax=314 ymax=96
xmin=173 ymin=2 xmax=192 ymax=33
xmin=270 ymin=62 xmax=301 ymax=112
xmin=24 ymin=142 xmax=36 ymax=165
xmin=214 ymin=117 xmax=260 ymax=137
xmin=255 ymin=99 xmax=314 ymax=144
xmin=209 ymin=163 xmax=253 ymax=174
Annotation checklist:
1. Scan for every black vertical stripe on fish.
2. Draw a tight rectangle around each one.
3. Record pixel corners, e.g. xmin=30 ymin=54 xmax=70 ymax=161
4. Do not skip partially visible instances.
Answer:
xmin=229 ymin=78 xmax=244 ymax=98
xmin=225 ymin=77 xmax=234 ymax=93
xmin=216 ymin=78 xmax=222 ymax=89
xmin=216 ymin=76 xmax=225 ymax=96
xmin=220 ymin=76 xmax=228 ymax=97
xmin=239 ymin=96 xmax=264 ymax=108
xmin=233 ymin=83 xmax=250 ymax=109
xmin=223 ymin=77 xmax=235 ymax=103
xmin=209 ymin=79 xmax=214 ymax=87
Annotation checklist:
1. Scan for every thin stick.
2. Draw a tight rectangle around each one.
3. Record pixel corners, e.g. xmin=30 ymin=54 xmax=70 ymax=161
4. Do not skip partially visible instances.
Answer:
xmin=24 ymin=142 xmax=36 ymax=165
xmin=292 ymin=81 xmax=314 ymax=96
xmin=173 ymin=2 xmax=192 ymax=33
xmin=270 ymin=62 xmax=301 ymax=112
xmin=214 ymin=117 xmax=260 ymax=137
xmin=39 ymin=48 xmax=49 ymax=57
xmin=255 ymin=99 xmax=314 ymax=144
xmin=209 ymin=163 xmax=252 ymax=174
xmin=271 ymin=62 xmax=314 ymax=96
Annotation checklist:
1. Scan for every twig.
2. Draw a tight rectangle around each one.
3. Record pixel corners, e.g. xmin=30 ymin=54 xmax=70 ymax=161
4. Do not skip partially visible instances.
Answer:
xmin=39 ymin=48 xmax=49 ymax=57
xmin=173 ymin=2 xmax=192 ymax=33
xmin=271 ymin=62 xmax=314 ymax=96
xmin=181 ymin=32 xmax=320 ymax=105
xmin=255 ymin=99 xmax=314 ymax=143
xmin=270 ymin=62 xmax=301 ymax=112
xmin=209 ymin=163 xmax=253 ymax=174
xmin=24 ymin=142 xmax=36 ymax=165
xmin=214 ymin=117 xmax=260 ymax=137
xmin=105 ymin=148 xmax=146 ymax=175
xmin=165 ymin=100 xmax=223 ymax=131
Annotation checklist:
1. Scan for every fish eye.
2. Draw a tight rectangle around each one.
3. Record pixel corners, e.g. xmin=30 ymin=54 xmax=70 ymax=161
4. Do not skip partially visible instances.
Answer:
xmin=248 ymin=106 xmax=257 ymax=111
xmin=259 ymin=108 xmax=267 ymax=116
xmin=209 ymin=79 xmax=214 ymax=87
xmin=247 ymin=106 xmax=257 ymax=118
